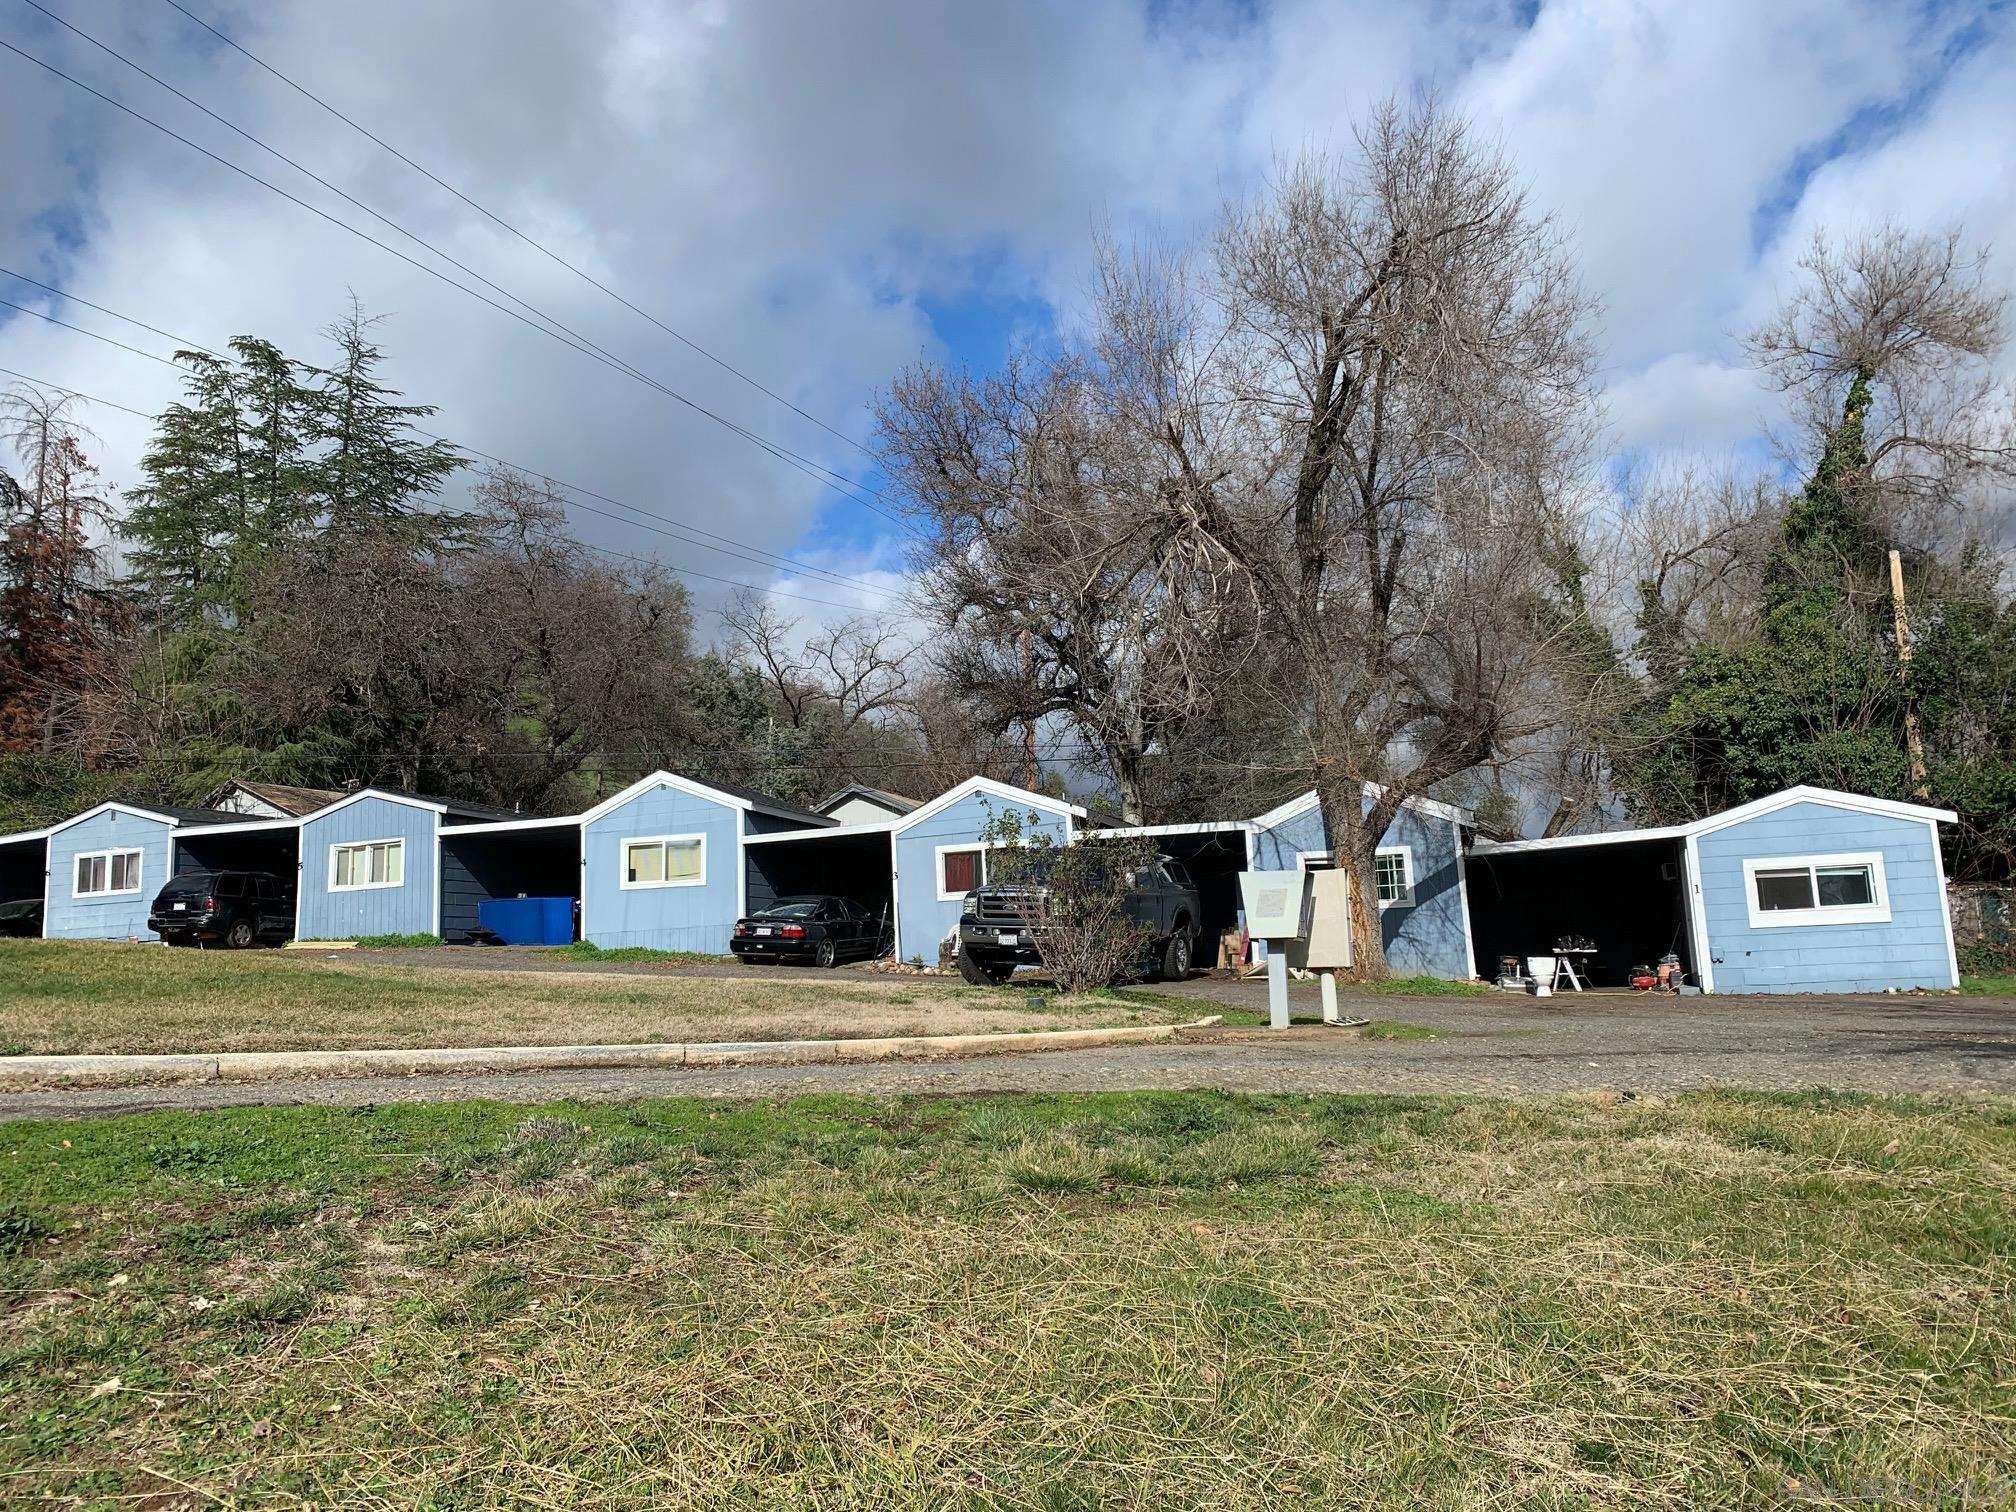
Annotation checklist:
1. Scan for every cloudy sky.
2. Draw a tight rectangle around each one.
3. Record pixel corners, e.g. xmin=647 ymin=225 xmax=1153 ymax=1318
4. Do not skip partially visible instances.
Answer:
xmin=2 ymin=0 xmax=2012 ymax=637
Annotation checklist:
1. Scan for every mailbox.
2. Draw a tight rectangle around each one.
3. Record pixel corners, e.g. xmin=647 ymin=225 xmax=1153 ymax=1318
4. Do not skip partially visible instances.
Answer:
xmin=1296 ymin=868 xmax=1354 ymax=971
xmin=1237 ymin=869 xmax=1307 ymax=939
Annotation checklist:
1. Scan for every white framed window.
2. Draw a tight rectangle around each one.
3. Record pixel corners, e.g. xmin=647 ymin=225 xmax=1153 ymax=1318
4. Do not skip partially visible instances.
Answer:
xmin=1373 ymin=847 xmax=1415 ymax=908
xmin=1297 ymin=846 xmax=1415 ymax=908
xmin=936 ymin=843 xmax=991 ymax=900
xmin=328 ymin=838 xmax=406 ymax=892
xmin=621 ymin=833 xmax=706 ymax=889
xmin=73 ymin=847 xmax=144 ymax=898
xmin=1743 ymin=851 xmax=1890 ymax=929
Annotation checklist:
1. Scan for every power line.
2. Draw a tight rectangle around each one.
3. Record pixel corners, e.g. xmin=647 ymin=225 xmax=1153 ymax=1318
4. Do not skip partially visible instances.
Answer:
xmin=0 ymin=28 xmax=913 ymax=537
xmin=0 ymin=269 xmax=905 ymax=601
xmin=0 ymin=356 xmax=892 ymax=614
xmin=154 ymin=0 xmax=884 ymax=469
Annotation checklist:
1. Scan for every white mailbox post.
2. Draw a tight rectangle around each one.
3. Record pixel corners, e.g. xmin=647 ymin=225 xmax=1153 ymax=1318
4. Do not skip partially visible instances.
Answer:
xmin=1238 ymin=870 xmax=1308 ymax=1030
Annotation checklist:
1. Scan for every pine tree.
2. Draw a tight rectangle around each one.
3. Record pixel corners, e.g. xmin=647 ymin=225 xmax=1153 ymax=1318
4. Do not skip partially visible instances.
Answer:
xmin=307 ymin=302 xmax=465 ymax=548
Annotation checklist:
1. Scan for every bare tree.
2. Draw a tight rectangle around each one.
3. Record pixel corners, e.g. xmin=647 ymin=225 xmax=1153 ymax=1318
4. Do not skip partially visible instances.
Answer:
xmin=1747 ymin=225 xmax=2016 ymax=558
xmin=1165 ymin=107 xmax=1599 ymax=971
xmin=720 ymin=589 xmax=911 ymax=736
xmin=879 ymin=250 xmax=1260 ymax=823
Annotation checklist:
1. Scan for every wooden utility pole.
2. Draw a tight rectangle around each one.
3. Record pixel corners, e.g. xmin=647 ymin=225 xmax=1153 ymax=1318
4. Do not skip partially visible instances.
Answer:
xmin=1889 ymin=549 xmax=1930 ymax=798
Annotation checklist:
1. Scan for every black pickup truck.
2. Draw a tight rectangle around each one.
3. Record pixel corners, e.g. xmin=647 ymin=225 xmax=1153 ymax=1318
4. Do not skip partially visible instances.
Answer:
xmin=955 ymin=855 xmax=1202 ymax=986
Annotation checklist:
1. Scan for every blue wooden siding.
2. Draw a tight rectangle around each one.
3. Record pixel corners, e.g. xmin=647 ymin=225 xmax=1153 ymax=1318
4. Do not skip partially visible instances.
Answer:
xmin=581 ymin=783 xmax=740 ymax=953
xmin=1695 ymin=802 xmax=1955 ymax=993
xmin=894 ymin=793 xmax=1072 ymax=964
xmin=297 ymin=797 xmax=439 ymax=940
xmin=45 ymin=809 xmax=175 ymax=941
xmin=1247 ymin=797 xmax=1472 ymax=979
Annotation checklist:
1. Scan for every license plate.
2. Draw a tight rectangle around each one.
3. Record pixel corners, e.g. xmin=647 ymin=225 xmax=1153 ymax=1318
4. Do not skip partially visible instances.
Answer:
xmin=754 ymin=927 xmax=772 ymax=936
xmin=997 ymin=931 xmax=1019 ymax=946
xmin=172 ymin=902 xmax=187 ymax=911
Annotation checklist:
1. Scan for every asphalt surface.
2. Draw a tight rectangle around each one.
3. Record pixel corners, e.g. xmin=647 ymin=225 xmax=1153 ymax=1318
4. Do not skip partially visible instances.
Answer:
xmin=3 ymin=976 xmax=2010 ymax=1121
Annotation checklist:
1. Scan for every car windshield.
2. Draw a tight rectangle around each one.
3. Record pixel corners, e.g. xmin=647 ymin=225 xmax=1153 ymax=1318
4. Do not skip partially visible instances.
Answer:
xmin=754 ymin=900 xmax=823 ymax=918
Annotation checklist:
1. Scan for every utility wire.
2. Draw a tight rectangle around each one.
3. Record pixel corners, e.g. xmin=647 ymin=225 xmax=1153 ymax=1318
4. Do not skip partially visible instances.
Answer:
xmin=0 ymin=269 xmax=904 ymax=601
xmin=154 ymin=0 xmax=885 ymax=468
xmin=0 ymin=28 xmax=913 ymax=536
xmin=0 ymin=354 xmax=892 ymax=613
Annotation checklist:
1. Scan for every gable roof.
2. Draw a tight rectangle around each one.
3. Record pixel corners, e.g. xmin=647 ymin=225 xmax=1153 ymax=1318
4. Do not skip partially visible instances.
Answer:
xmin=41 ymin=799 xmax=235 ymax=838
xmin=1470 ymin=785 xmax=1958 ymax=855
xmin=1251 ymin=783 xmax=1474 ymax=832
xmin=894 ymin=776 xmax=1087 ymax=835
xmin=815 ymin=784 xmax=920 ymax=817
xmin=577 ymin=770 xmax=833 ymax=829
xmin=203 ymin=779 xmax=346 ymax=817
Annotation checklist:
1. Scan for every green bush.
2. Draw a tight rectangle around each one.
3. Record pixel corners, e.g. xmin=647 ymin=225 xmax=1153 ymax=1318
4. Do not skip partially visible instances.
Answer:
xmin=346 ymin=933 xmax=445 ymax=948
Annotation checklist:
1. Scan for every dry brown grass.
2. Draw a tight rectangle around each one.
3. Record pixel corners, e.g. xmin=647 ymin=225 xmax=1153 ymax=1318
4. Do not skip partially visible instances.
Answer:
xmin=0 ymin=939 xmax=1189 ymax=1055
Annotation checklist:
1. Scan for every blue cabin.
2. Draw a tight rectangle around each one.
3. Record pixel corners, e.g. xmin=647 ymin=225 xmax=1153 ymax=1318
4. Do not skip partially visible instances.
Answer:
xmin=41 ymin=803 xmax=183 ymax=941
xmin=576 ymin=772 xmax=830 ymax=954
xmin=1243 ymin=787 xmax=1477 ymax=980
xmin=1466 ymin=786 xmax=1959 ymax=994
xmin=295 ymin=792 xmax=447 ymax=941
xmin=892 ymin=779 xmax=1080 ymax=963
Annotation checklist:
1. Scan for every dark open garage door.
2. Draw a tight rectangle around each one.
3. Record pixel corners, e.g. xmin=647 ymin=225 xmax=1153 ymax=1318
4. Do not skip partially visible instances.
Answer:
xmin=1086 ymin=823 xmax=1253 ymax=969
xmin=440 ymin=821 xmax=581 ymax=943
xmin=1464 ymin=836 xmax=1694 ymax=988
xmin=173 ymin=825 xmax=302 ymax=898
xmin=743 ymin=828 xmax=895 ymax=951
xmin=0 ymin=833 xmax=46 ymax=928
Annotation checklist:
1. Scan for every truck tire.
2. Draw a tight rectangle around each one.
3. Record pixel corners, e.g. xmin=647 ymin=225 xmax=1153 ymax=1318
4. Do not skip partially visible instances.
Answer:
xmin=1159 ymin=928 xmax=1193 ymax=982
xmin=957 ymin=947 xmax=1014 ymax=986
xmin=226 ymin=918 xmax=256 ymax=950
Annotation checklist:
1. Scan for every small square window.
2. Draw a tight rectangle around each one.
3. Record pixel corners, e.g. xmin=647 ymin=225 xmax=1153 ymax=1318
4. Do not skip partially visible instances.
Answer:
xmin=942 ymin=849 xmax=982 ymax=895
xmin=1753 ymin=868 xmax=1816 ymax=912
xmin=1815 ymin=865 xmax=1874 ymax=908
xmin=1374 ymin=849 xmax=1414 ymax=907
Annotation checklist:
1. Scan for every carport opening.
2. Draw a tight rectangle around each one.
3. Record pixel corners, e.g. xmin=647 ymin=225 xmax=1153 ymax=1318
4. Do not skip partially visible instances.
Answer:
xmin=440 ymin=827 xmax=582 ymax=944
xmin=1138 ymin=831 xmax=1250 ymax=967
xmin=744 ymin=831 xmax=895 ymax=950
xmin=1465 ymin=838 xmax=1695 ymax=989
xmin=0 ymin=837 xmax=44 ymax=916
xmin=173 ymin=829 xmax=303 ymax=898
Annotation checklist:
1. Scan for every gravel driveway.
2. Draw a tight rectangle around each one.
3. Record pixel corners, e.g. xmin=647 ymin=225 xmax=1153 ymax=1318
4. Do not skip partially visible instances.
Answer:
xmin=3 ymin=982 xmax=2009 ymax=1121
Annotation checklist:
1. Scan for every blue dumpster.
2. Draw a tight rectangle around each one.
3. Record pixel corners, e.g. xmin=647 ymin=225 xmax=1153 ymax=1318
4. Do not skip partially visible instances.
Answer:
xmin=478 ymin=896 xmax=576 ymax=946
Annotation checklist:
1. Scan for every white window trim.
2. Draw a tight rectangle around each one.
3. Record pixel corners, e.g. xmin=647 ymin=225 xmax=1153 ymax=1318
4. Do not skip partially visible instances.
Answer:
xmin=1297 ymin=846 xmax=1416 ymax=908
xmin=1375 ymin=845 xmax=1416 ymax=909
xmin=72 ymin=846 xmax=144 ymax=899
xmin=1743 ymin=850 xmax=1891 ymax=929
xmin=935 ymin=841 xmax=997 ymax=901
xmin=619 ymin=832 xmax=708 ymax=890
xmin=327 ymin=836 xmax=408 ymax=893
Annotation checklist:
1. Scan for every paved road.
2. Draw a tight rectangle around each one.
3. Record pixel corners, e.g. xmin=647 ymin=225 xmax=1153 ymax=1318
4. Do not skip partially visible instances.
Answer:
xmin=3 ymin=987 xmax=2010 ymax=1121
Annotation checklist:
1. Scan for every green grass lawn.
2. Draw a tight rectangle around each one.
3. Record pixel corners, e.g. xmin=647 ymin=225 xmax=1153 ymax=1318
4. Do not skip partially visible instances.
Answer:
xmin=2 ymin=1089 xmax=2011 ymax=1504
xmin=1961 ymin=974 xmax=2016 ymax=997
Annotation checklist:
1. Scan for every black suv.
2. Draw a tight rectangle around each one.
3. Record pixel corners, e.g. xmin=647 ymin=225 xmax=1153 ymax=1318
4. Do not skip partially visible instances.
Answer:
xmin=956 ymin=855 xmax=1202 ymax=986
xmin=149 ymin=869 xmax=295 ymax=948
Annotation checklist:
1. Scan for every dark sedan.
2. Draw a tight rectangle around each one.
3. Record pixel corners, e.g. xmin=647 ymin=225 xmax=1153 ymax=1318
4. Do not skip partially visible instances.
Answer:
xmin=730 ymin=896 xmax=891 ymax=968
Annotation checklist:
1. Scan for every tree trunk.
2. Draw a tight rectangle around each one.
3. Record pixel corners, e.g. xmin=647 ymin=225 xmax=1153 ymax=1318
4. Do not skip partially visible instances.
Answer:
xmin=1314 ymin=764 xmax=1389 ymax=979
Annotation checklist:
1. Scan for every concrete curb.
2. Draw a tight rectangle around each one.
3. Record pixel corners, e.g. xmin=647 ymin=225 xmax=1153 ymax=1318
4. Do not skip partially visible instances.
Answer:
xmin=0 ymin=1017 xmax=1224 ymax=1090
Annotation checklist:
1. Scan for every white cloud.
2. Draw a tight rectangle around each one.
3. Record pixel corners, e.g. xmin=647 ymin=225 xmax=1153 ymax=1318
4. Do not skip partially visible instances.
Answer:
xmin=3 ymin=0 xmax=2013 ymax=632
